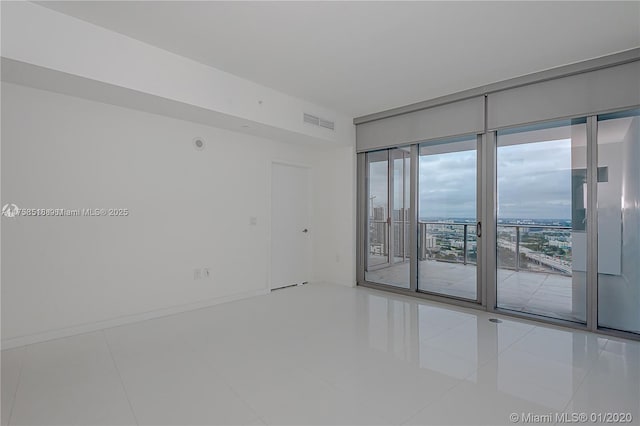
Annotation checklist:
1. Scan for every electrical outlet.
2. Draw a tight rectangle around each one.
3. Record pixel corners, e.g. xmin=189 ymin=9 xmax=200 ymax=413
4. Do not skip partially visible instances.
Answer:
xmin=336 ymin=254 xmax=341 ymax=263
xmin=249 ymin=216 xmax=257 ymax=226
xmin=194 ymin=268 xmax=201 ymax=280
xmin=203 ymin=268 xmax=211 ymax=278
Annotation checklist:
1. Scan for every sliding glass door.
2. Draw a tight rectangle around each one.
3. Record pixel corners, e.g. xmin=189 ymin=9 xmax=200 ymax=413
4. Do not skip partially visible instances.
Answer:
xmin=495 ymin=120 xmax=588 ymax=323
xmin=358 ymin=109 xmax=639 ymax=339
xmin=365 ymin=147 xmax=411 ymax=288
xmin=417 ymin=136 xmax=479 ymax=301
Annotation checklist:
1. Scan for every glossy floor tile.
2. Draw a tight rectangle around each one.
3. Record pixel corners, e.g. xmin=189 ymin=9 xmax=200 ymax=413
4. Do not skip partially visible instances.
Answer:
xmin=1 ymin=347 xmax=25 ymax=426
xmin=2 ymin=283 xmax=639 ymax=425
xmin=7 ymin=332 xmax=136 ymax=425
xmin=104 ymin=319 xmax=259 ymax=426
xmin=565 ymin=339 xmax=640 ymax=420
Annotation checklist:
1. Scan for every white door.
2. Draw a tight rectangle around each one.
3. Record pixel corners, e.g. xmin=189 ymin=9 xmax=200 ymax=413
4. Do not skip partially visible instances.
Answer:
xmin=271 ymin=163 xmax=311 ymax=289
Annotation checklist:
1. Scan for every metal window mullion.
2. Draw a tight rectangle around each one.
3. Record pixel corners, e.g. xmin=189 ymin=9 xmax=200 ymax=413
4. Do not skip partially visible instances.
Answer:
xmin=410 ymin=144 xmax=419 ymax=291
xmin=476 ymin=134 xmax=483 ymax=304
xmin=586 ymin=116 xmax=599 ymax=331
xmin=357 ymin=153 xmax=367 ymax=284
xmin=484 ymin=131 xmax=497 ymax=311
xmin=388 ymin=150 xmax=395 ymax=265
xmin=405 ymin=151 xmax=410 ymax=261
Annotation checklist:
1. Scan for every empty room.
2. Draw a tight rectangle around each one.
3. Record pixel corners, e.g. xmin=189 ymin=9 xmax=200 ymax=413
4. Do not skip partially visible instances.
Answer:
xmin=1 ymin=1 xmax=639 ymax=425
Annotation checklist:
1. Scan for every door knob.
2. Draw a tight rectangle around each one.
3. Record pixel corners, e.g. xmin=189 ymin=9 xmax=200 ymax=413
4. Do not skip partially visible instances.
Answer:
xmin=302 ymin=229 xmax=308 ymax=233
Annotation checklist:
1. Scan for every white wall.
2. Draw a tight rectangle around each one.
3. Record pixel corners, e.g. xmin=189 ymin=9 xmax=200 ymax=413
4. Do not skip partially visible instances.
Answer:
xmin=1 ymin=82 xmax=355 ymax=348
xmin=311 ymin=145 xmax=357 ymax=287
xmin=1 ymin=1 xmax=353 ymax=147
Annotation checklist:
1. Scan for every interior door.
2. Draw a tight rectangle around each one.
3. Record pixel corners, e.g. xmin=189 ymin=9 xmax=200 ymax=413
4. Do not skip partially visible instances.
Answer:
xmin=271 ymin=163 xmax=311 ymax=289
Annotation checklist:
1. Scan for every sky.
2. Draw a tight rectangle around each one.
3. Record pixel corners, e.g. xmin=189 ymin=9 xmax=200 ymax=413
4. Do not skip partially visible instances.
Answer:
xmin=369 ymin=138 xmax=573 ymax=220
xmin=419 ymin=149 xmax=477 ymax=219
xmin=496 ymin=139 xmax=573 ymax=220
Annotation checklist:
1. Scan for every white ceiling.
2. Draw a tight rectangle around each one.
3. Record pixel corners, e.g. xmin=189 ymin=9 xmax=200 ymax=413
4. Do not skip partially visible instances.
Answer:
xmin=38 ymin=1 xmax=640 ymax=117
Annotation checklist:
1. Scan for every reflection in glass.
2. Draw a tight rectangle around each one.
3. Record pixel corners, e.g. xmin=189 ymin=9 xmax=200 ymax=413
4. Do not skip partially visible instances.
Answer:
xmin=366 ymin=150 xmax=389 ymax=270
xmin=418 ymin=136 xmax=478 ymax=301
xmin=365 ymin=147 xmax=411 ymax=288
xmin=496 ymin=120 xmax=587 ymax=323
xmin=597 ymin=109 xmax=640 ymax=335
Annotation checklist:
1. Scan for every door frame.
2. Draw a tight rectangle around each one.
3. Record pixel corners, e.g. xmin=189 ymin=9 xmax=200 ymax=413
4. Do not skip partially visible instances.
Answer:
xmin=363 ymin=147 xmax=412 ymax=284
xmin=268 ymin=160 xmax=312 ymax=292
xmin=360 ymin=134 xmax=484 ymax=306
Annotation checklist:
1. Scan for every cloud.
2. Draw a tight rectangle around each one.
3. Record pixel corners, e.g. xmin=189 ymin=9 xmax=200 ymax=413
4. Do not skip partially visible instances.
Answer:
xmin=368 ymin=138 xmax=577 ymax=221
xmin=419 ymin=150 xmax=476 ymax=218
xmin=497 ymin=139 xmax=573 ymax=219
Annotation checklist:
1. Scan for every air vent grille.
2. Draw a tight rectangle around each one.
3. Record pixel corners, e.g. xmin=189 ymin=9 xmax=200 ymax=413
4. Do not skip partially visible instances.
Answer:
xmin=319 ymin=119 xmax=335 ymax=130
xmin=303 ymin=113 xmax=334 ymax=131
xmin=303 ymin=113 xmax=320 ymax=126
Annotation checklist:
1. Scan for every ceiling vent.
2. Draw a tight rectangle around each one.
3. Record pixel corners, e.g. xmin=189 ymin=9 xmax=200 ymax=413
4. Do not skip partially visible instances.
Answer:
xmin=303 ymin=113 xmax=334 ymax=131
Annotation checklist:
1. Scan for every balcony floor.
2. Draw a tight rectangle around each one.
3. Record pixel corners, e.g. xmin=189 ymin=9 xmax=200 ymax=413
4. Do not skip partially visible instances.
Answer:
xmin=366 ymin=257 xmax=583 ymax=323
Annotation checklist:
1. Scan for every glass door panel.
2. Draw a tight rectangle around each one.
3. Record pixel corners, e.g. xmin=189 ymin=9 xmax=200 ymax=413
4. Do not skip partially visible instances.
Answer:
xmin=597 ymin=109 xmax=640 ymax=335
xmin=366 ymin=150 xmax=389 ymax=271
xmin=393 ymin=148 xmax=411 ymax=266
xmin=496 ymin=120 xmax=587 ymax=323
xmin=365 ymin=147 xmax=411 ymax=288
xmin=418 ymin=136 xmax=478 ymax=301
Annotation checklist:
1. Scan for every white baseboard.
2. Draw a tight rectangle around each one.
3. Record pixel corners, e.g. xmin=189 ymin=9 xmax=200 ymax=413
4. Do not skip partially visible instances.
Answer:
xmin=1 ymin=288 xmax=270 ymax=350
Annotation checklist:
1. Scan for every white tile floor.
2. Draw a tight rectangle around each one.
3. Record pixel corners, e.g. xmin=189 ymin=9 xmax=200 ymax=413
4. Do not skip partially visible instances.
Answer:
xmin=2 ymin=283 xmax=639 ymax=425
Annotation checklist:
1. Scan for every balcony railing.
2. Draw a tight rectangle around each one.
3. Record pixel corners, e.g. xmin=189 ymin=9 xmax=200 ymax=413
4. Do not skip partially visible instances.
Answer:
xmin=418 ymin=222 xmax=476 ymax=265
xmin=369 ymin=220 xmax=573 ymax=276
xmin=497 ymin=224 xmax=572 ymax=275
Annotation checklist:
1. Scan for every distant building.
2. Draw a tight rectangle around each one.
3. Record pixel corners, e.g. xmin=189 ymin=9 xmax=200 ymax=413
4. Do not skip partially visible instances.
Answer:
xmin=549 ymin=239 xmax=571 ymax=249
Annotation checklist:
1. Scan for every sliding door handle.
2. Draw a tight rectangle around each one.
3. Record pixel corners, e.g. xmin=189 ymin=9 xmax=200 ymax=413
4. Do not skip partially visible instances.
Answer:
xmin=477 ymin=222 xmax=482 ymax=237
